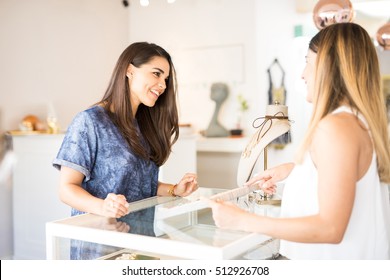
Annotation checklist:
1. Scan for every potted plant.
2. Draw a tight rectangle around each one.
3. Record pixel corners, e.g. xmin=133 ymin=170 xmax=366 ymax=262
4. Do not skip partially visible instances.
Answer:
xmin=230 ymin=93 xmax=249 ymax=137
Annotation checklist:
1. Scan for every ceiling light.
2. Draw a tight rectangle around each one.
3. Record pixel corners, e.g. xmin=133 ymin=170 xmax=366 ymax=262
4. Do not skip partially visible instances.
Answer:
xmin=312 ymin=0 xmax=355 ymax=30
xmin=140 ymin=0 xmax=149 ymax=7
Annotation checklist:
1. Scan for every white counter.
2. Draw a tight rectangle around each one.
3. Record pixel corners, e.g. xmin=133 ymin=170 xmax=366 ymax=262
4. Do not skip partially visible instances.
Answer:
xmin=196 ymin=136 xmax=249 ymax=153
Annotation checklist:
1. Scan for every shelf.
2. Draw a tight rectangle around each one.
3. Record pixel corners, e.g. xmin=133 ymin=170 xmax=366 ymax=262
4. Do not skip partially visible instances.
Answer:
xmin=196 ymin=136 xmax=249 ymax=153
xmin=6 ymin=130 xmax=64 ymax=136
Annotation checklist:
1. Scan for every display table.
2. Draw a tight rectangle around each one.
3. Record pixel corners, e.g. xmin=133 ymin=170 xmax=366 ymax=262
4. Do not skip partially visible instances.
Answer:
xmin=8 ymin=131 xmax=196 ymax=259
xmin=46 ymin=188 xmax=279 ymax=260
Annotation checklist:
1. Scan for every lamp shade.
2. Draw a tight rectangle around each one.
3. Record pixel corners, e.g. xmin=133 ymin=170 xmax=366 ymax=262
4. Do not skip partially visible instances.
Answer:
xmin=313 ymin=0 xmax=354 ymax=30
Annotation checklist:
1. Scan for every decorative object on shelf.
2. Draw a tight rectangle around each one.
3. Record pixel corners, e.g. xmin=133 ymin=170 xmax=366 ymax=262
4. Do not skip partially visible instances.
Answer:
xmin=230 ymin=93 xmax=249 ymax=137
xmin=204 ymin=82 xmax=230 ymax=137
xmin=19 ymin=115 xmax=45 ymax=132
xmin=376 ymin=21 xmax=390 ymax=51
xmin=46 ymin=102 xmax=60 ymax=134
xmin=312 ymin=0 xmax=354 ymax=30
xmin=14 ymin=103 xmax=60 ymax=134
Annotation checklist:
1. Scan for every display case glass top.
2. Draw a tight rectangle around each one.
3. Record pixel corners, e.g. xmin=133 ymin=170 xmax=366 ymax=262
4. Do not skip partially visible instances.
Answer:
xmin=46 ymin=188 xmax=275 ymax=260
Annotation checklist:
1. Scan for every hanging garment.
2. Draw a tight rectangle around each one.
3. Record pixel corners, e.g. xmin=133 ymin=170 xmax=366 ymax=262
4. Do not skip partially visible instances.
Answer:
xmin=266 ymin=58 xmax=291 ymax=149
xmin=267 ymin=58 xmax=287 ymax=106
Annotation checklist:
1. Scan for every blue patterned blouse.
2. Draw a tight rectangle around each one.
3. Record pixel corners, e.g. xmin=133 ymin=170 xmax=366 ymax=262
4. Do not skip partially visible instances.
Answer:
xmin=53 ymin=106 xmax=159 ymax=216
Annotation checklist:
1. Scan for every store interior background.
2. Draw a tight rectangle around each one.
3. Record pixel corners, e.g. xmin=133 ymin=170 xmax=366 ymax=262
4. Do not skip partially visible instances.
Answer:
xmin=0 ymin=0 xmax=389 ymax=259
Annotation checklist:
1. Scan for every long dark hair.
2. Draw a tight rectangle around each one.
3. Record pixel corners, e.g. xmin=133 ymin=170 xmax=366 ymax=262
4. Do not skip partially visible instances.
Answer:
xmin=99 ymin=42 xmax=179 ymax=166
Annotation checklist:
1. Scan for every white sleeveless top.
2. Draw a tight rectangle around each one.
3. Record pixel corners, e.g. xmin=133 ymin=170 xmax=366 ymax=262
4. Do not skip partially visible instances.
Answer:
xmin=279 ymin=106 xmax=390 ymax=259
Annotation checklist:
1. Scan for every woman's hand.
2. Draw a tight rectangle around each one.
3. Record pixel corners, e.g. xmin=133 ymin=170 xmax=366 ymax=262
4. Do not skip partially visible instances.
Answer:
xmin=102 ymin=193 xmax=130 ymax=218
xmin=98 ymin=217 xmax=130 ymax=233
xmin=207 ymin=199 xmax=247 ymax=231
xmin=245 ymin=162 xmax=295 ymax=195
xmin=174 ymin=173 xmax=198 ymax=197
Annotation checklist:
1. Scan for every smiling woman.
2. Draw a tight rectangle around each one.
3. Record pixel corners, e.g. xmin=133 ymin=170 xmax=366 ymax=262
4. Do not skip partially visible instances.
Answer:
xmin=52 ymin=42 xmax=199 ymax=259
xmin=127 ymin=56 xmax=170 ymax=109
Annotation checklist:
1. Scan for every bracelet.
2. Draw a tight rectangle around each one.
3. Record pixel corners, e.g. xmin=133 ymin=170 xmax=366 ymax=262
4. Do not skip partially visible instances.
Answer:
xmin=167 ymin=184 xmax=178 ymax=197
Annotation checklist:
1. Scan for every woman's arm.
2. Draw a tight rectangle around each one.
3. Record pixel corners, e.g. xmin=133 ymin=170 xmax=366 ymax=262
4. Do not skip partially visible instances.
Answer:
xmin=59 ymin=166 xmax=129 ymax=218
xmin=210 ymin=114 xmax=363 ymax=244
xmin=245 ymin=162 xmax=295 ymax=194
xmin=157 ymin=173 xmax=198 ymax=197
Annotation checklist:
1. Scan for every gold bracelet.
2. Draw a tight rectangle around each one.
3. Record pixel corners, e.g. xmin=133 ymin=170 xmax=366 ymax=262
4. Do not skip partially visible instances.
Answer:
xmin=167 ymin=184 xmax=177 ymax=197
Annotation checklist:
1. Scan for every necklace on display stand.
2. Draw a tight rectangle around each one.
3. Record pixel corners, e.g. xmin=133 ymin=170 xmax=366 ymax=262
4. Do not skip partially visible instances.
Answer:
xmin=237 ymin=103 xmax=292 ymax=208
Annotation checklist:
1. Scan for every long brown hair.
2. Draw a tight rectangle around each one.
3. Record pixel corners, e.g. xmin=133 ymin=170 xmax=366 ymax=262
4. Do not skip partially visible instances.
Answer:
xmin=297 ymin=23 xmax=390 ymax=183
xmin=99 ymin=42 xmax=179 ymax=166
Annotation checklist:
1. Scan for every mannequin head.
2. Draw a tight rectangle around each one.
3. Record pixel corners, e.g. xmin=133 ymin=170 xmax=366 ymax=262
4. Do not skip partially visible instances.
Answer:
xmin=210 ymin=83 xmax=229 ymax=103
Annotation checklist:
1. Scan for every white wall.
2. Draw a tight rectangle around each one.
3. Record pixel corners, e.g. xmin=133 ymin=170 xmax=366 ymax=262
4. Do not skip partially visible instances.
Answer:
xmin=128 ymin=0 xmax=313 ymax=169
xmin=0 ymin=0 xmax=129 ymax=259
xmin=129 ymin=0 xmax=390 ymax=169
xmin=129 ymin=0 xmax=258 ymax=135
xmin=1 ymin=0 xmax=387 ymax=140
xmin=254 ymin=0 xmax=314 ymax=168
xmin=0 ymin=0 xmax=129 ymax=132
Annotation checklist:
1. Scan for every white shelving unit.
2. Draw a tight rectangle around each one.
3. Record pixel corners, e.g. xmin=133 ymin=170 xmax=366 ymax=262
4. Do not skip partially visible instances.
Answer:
xmin=10 ymin=133 xmax=70 ymax=260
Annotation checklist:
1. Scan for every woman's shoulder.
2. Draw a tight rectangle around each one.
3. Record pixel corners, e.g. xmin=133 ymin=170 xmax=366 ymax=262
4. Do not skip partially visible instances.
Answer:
xmin=314 ymin=112 xmax=365 ymax=151
xmin=73 ymin=106 xmax=107 ymax=122
xmin=319 ymin=111 xmax=361 ymax=134
xmin=65 ymin=106 xmax=106 ymax=131
xmin=310 ymin=113 xmax=361 ymax=165
xmin=80 ymin=105 xmax=106 ymax=118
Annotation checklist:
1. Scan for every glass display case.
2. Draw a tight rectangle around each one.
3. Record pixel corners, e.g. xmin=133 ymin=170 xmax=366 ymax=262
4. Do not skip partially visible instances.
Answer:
xmin=46 ymin=188 xmax=280 ymax=260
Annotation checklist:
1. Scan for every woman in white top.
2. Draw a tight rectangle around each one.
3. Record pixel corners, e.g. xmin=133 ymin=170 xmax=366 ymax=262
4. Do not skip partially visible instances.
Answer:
xmin=208 ymin=22 xmax=390 ymax=259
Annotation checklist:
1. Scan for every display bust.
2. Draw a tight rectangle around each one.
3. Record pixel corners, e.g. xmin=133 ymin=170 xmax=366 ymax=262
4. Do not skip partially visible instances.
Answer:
xmin=204 ymin=83 xmax=230 ymax=137
xmin=236 ymin=104 xmax=291 ymax=187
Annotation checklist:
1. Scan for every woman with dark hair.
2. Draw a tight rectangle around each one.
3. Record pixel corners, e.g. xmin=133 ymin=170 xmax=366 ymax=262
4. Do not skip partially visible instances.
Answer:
xmin=209 ymin=23 xmax=390 ymax=259
xmin=53 ymin=42 xmax=198 ymax=219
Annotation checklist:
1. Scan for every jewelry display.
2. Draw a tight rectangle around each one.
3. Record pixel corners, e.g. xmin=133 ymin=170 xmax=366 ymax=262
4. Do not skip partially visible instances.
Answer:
xmin=237 ymin=103 xmax=292 ymax=207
